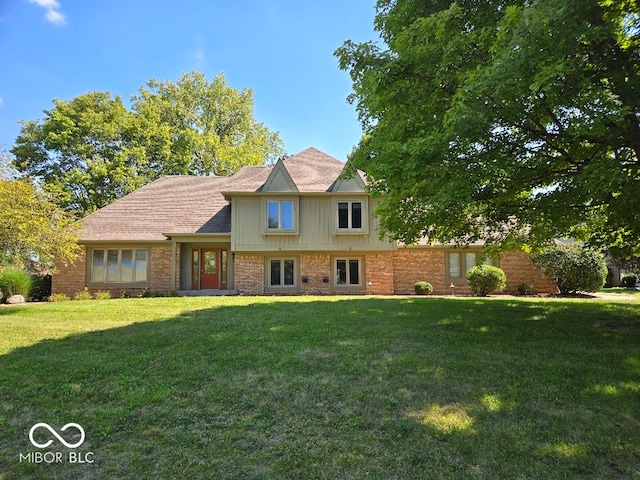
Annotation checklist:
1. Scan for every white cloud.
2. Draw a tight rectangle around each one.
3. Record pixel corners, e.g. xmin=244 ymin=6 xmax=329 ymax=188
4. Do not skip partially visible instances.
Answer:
xmin=191 ymin=48 xmax=205 ymax=66
xmin=0 ymin=97 xmax=4 ymax=107
xmin=29 ymin=0 xmax=66 ymax=25
xmin=188 ymin=34 xmax=206 ymax=67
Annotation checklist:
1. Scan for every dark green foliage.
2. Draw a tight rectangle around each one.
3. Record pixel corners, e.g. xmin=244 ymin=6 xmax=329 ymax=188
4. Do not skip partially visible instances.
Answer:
xmin=414 ymin=281 xmax=433 ymax=295
xmin=29 ymin=274 xmax=51 ymax=301
xmin=622 ymin=273 xmax=638 ymax=288
xmin=466 ymin=265 xmax=506 ymax=296
xmin=0 ymin=268 xmax=33 ymax=300
xmin=11 ymin=72 xmax=284 ymax=217
xmin=336 ymin=0 xmax=640 ymax=255
xmin=532 ymin=243 xmax=608 ymax=294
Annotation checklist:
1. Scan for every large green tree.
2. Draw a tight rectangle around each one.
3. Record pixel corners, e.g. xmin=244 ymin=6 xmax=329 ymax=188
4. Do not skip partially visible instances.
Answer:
xmin=336 ymin=0 xmax=640 ymax=255
xmin=12 ymin=92 xmax=144 ymax=215
xmin=132 ymin=72 xmax=284 ymax=176
xmin=12 ymin=72 xmax=284 ymax=216
xmin=0 ymin=176 xmax=79 ymax=271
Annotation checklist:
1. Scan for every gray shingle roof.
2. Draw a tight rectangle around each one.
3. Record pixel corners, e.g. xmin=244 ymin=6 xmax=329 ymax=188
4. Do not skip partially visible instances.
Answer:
xmin=80 ymin=147 xmax=353 ymax=242
xmin=283 ymin=147 xmax=347 ymax=192
xmin=81 ymin=176 xmax=232 ymax=241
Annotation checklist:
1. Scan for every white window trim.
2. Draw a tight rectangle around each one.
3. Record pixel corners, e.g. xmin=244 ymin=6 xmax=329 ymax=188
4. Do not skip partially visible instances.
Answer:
xmin=446 ymin=251 xmax=499 ymax=284
xmin=89 ymin=247 xmax=149 ymax=285
xmin=262 ymin=197 xmax=299 ymax=235
xmin=265 ymin=257 xmax=299 ymax=292
xmin=333 ymin=197 xmax=369 ymax=235
xmin=333 ymin=257 xmax=364 ymax=290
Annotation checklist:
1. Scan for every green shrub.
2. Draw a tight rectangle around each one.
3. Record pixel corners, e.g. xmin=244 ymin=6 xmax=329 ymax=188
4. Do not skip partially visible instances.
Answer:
xmin=138 ymin=290 xmax=166 ymax=298
xmin=414 ymin=281 xmax=433 ymax=295
xmin=466 ymin=265 xmax=506 ymax=296
xmin=49 ymin=293 xmax=71 ymax=302
xmin=29 ymin=274 xmax=52 ymax=301
xmin=532 ymin=243 xmax=607 ymax=294
xmin=94 ymin=290 xmax=111 ymax=300
xmin=622 ymin=273 xmax=638 ymax=288
xmin=0 ymin=268 xmax=33 ymax=301
xmin=517 ymin=283 xmax=528 ymax=296
xmin=74 ymin=287 xmax=93 ymax=301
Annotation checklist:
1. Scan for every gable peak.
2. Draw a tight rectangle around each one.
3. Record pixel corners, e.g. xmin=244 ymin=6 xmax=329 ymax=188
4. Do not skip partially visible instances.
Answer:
xmin=261 ymin=157 xmax=298 ymax=192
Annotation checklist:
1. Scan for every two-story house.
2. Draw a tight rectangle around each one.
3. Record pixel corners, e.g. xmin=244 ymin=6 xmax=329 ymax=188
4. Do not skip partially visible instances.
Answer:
xmin=53 ymin=148 xmax=556 ymax=296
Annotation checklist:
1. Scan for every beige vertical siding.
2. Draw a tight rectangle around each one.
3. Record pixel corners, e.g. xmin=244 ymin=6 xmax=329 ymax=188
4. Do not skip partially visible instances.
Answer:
xmin=231 ymin=195 xmax=393 ymax=252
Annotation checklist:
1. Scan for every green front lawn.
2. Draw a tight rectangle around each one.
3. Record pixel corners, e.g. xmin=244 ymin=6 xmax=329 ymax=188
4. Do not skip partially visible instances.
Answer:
xmin=0 ymin=296 xmax=638 ymax=479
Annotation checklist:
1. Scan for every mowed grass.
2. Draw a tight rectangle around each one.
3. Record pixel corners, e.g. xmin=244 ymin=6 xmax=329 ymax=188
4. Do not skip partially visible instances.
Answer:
xmin=0 ymin=296 xmax=638 ymax=479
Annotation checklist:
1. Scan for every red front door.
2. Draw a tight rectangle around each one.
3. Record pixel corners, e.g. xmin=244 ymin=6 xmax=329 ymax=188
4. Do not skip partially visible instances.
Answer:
xmin=201 ymin=249 xmax=219 ymax=289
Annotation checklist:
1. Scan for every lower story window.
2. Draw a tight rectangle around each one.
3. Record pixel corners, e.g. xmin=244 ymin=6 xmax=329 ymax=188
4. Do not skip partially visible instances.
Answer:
xmin=336 ymin=258 xmax=361 ymax=286
xmin=447 ymin=251 xmax=497 ymax=282
xmin=91 ymin=248 xmax=148 ymax=283
xmin=269 ymin=259 xmax=295 ymax=287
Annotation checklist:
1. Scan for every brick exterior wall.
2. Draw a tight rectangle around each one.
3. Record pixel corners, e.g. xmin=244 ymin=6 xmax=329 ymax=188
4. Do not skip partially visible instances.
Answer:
xmin=365 ymin=253 xmax=395 ymax=295
xmin=148 ymin=246 xmax=174 ymax=293
xmin=52 ymin=248 xmax=87 ymax=297
xmin=235 ymin=253 xmax=394 ymax=295
xmin=54 ymin=245 xmax=556 ymax=298
xmin=393 ymin=248 xmax=453 ymax=295
xmin=500 ymin=250 xmax=558 ymax=295
xmin=235 ymin=254 xmax=265 ymax=295
xmin=52 ymin=245 xmax=176 ymax=298
xmin=392 ymin=247 xmax=557 ymax=295
xmin=300 ymin=254 xmax=331 ymax=295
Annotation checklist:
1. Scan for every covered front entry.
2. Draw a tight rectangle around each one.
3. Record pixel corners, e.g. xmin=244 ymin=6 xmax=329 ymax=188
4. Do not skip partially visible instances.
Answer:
xmin=190 ymin=247 xmax=229 ymax=290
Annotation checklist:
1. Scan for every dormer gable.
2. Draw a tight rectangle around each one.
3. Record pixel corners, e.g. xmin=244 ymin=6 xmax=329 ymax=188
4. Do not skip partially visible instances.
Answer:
xmin=329 ymin=163 xmax=367 ymax=193
xmin=261 ymin=158 xmax=299 ymax=193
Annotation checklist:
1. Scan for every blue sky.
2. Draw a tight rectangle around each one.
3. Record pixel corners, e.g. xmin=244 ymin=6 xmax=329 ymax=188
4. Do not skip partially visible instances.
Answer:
xmin=0 ymin=0 xmax=380 ymax=162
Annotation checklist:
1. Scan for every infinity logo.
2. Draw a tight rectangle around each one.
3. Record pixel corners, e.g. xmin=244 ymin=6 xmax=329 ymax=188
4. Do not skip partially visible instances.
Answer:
xmin=29 ymin=423 xmax=85 ymax=449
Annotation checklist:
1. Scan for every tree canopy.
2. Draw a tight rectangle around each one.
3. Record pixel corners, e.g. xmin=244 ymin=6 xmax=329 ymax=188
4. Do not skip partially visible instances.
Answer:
xmin=132 ymin=72 xmax=283 ymax=177
xmin=336 ymin=0 xmax=640 ymax=255
xmin=12 ymin=92 xmax=144 ymax=215
xmin=0 ymin=177 xmax=79 ymax=271
xmin=12 ymin=72 xmax=284 ymax=216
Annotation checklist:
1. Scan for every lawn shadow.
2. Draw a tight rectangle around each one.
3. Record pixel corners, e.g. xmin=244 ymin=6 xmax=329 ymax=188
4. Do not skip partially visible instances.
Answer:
xmin=0 ymin=297 xmax=638 ymax=479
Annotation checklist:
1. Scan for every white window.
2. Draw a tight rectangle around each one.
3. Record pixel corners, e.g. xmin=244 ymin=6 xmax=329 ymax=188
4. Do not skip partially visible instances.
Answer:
xmin=91 ymin=248 xmax=148 ymax=284
xmin=265 ymin=199 xmax=296 ymax=232
xmin=447 ymin=251 xmax=497 ymax=282
xmin=266 ymin=258 xmax=298 ymax=292
xmin=335 ymin=258 xmax=361 ymax=286
xmin=337 ymin=201 xmax=363 ymax=230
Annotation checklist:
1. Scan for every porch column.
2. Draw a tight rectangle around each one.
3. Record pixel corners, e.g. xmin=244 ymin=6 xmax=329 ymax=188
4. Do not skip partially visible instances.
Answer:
xmin=170 ymin=240 xmax=178 ymax=291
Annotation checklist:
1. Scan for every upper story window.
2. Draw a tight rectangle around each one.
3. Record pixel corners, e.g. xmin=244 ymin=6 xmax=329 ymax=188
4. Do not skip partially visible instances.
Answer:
xmin=334 ymin=198 xmax=368 ymax=234
xmin=263 ymin=198 xmax=298 ymax=235
xmin=338 ymin=202 xmax=362 ymax=229
xmin=266 ymin=199 xmax=296 ymax=232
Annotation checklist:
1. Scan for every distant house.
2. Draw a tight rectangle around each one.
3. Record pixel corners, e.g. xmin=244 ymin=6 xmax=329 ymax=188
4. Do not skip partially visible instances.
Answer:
xmin=53 ymin=148 xmax=556 ymax=296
